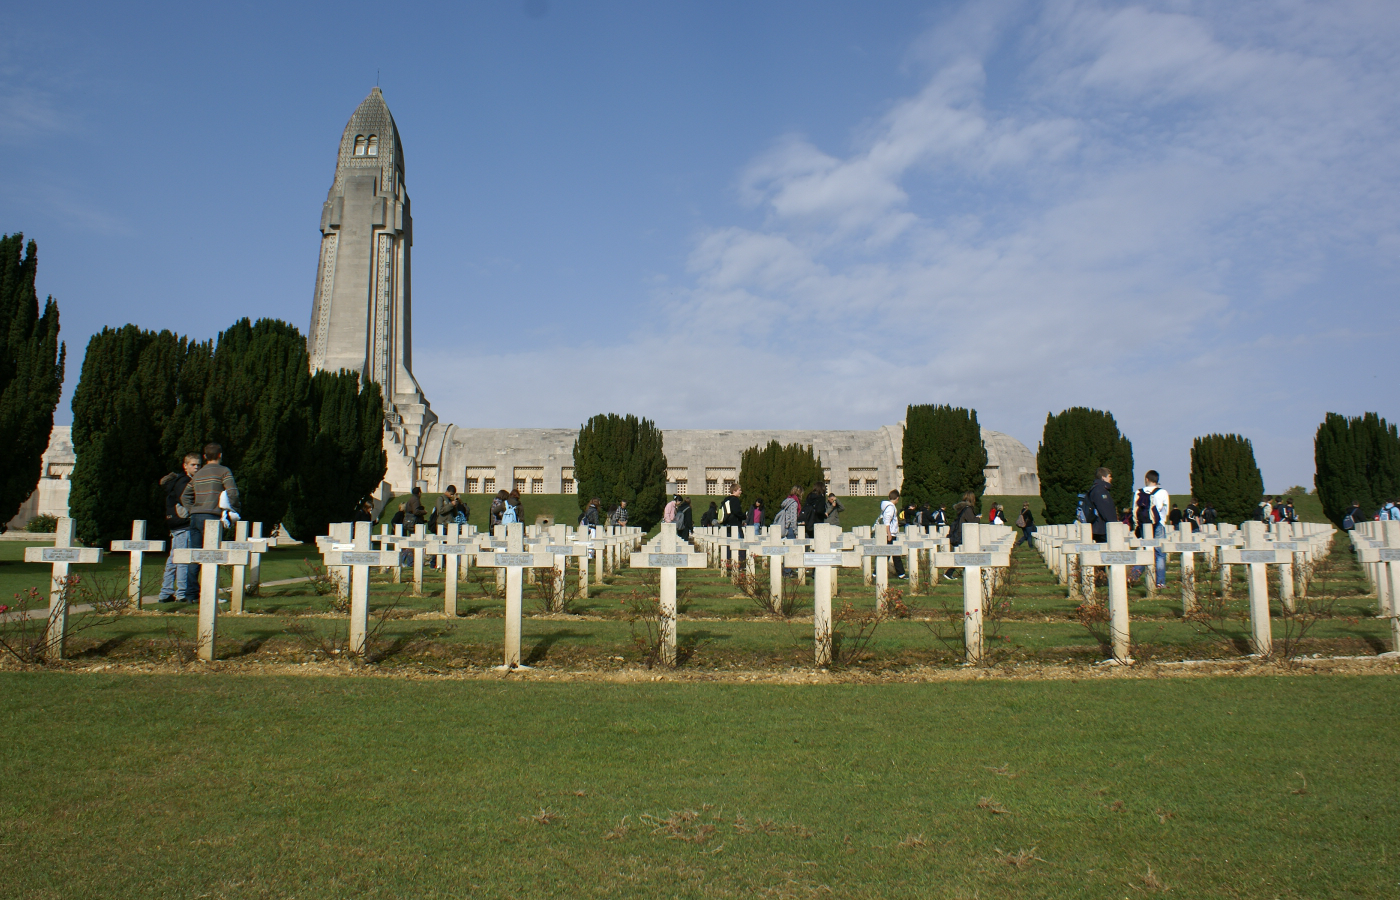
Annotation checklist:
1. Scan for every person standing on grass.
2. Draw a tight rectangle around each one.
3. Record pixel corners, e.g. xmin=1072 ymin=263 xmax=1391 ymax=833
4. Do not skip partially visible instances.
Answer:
xmin=663 ymin=496 xmax=677 ymax=523
xmin=801 ymin=482 xmax=825 ymax=539
xmin=825 ymin=492 xmax=844 ymax=528
xmin=1080 ymin=468 xmax=1116 ymax=543
xmin=879 ymin=489 xmax=907 ymax=580
xmin=700 ymin=501 xmax=718 ymax=527
xmin=721 ymin=482 xmax=745 ymax=538
xmin=750 ymin=499 xmax=765 ymax=531
xmin=1016 ymin=502 xmax=1036 ymax=548
xmin=157 ymin=451 xmax=202 ymax=602
xmin=580 ymin=497 xmax=601 ymax=538
xmin=180 ymin=443 xmax=239 ymax=551
xmin=1133 ymin=470 xmax=1170 ymax=588
xmin=489 ymin=489 xmax=508 ymax=529
xmin=775 ymin=486 xmax=801 ymax=540
xmin=676 ymin=496 xmax=694 ymax=540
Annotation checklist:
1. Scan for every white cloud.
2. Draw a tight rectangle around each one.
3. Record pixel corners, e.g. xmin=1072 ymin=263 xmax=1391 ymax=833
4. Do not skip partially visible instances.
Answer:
xmin=428 ymin=1 xmax=1400 ymax=491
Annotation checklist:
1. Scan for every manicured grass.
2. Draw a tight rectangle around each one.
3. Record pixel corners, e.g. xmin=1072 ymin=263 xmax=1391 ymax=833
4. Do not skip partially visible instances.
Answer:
xmin=1 ymin=673 xmax=1396 ymax=899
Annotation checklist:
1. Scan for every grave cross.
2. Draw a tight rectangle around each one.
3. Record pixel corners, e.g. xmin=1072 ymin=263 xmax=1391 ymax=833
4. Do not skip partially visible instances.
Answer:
xmin=475 ymin=523 xmax=557 ymax=668
xmin=108 ymin=519 xmax=165 ymax=609
xmin=1355 ymin=520 xmax=1400 ymax=653
xmin=929 ymin=523 xmax=1012 ymax=664
xmin=321 ymin=521 xmax=400 ymax=655
xmin=1218 ymin=521 xmax=1290 ymax=657
xmin=434 ymin=523 xmax=480 ymax=617
xmin=1074 ymin=522 xmax=1155 ymax=664
xmin=169 ymin=520 xmax=250 ymax=662
xmin=542 ymin=524 xmax=588 ymax=613
xmin=394 ymin=524 xmax=437 ymax=596
xmin=23 ymin=516 xmax=103 ymax=659
xmin=1157 ymin=524 xmax=1211 ymax=614
xmin=855 ymin=534 xmax=907 ymax=609
xmin=222 ymin=520 xmax=270 ymax=614
xmin=756 ymin=533 xmax=807 ymax=613
xmin=779 ymin=523 xmax=859 ymax=666
xmin=629 ymin=523 xmax=707 ymax=666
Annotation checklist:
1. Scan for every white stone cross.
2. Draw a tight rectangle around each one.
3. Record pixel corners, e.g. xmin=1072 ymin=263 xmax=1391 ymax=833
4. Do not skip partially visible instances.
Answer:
xmin=433 ymin=522 xmax=479 ymax=617
xmin=1355 ymin=520 xmax=1400 ymax=653
xmin=1219 ymin=521 xmax=1291 ymax=657
xmin=394 ymin=524 xmax=436 ymax=595
xmin=170 ymin=519 xmax=250 ymax=661
xmin=321 ymin=521 xmax=400 ymax=655
xmin=24 ymin=516 xmax=103 ymax=659
xmin=540 ymin=524 xmax=588 ymax=613
xmin=1157 ymin=524 xmax=1211 ymax=613
xmin=108 ymin=519 xmax=164 ymax=609
xmin=221 ymin=520 xmax=270 ymax=614
xmin=853 ymin=533 xmax=906 ymax=609
xmin=474 ymin=523 xmax=557 ymax=668
xmin=315 ymin=522 xmax=354 ymax=603
xmin=1074 ymin=522 xmax=1155 ymax=663
xmin=928 ymin=523 xmax=1012 ymax=664
xmin=755 ymin=532 xmax=807 ymax=612
xmin=779 ymin=523 xmax=858 ymax=666
xmin=629 ymin=523 xmax=707 ymax=666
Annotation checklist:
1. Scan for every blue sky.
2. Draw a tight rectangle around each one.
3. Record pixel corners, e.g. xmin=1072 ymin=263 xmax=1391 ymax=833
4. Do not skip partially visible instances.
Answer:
xmin=3 ymin=0 xmax=1396 ymax=493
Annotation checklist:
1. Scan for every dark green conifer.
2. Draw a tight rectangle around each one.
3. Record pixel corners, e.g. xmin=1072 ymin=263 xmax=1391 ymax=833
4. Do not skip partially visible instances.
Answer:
xmin=738 ymin=441 xmax=825 ymax=522
xmin=900 ymin=404 xmax=987 ymax=512
xmin=284 ymin=371 xmax=387 ymax=540
xmin=1037 ymin=407 xmax=1134 ymax=524
xmin=69 ymin=326 xmax=186 ymax=544
xmin=572 ymin=413 xmax=667 ymax=530
xmin=1189 ymin=434 xmax=1264 ymax=525
xmin=0 ymin=234 xmax=64 ymax=527
xmin=1314 ymin=412 xmax=1400 ymax=525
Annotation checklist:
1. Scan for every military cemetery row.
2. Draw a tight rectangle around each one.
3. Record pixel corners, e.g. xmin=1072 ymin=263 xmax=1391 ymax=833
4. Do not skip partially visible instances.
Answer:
xmin=15 ymin=502 xmax=1395 ymax=671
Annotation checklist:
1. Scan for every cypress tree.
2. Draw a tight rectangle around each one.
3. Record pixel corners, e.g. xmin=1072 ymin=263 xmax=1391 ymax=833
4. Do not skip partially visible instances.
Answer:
xmin=195 ymin=319 xmax=312 ymax=528
xmin=572 ymin=413 xmax=667 ymax=530
xmin=900 ymin=404 xmax=987 ymax=512
xmin=0 ymin=234 xmax=64 ymax=527
xmin=1189 ymin=434 xmax=1264 ymax=525
xmin=1037 ymin=407 xmax=1134 ymax=524
xmin=69 ymin=326 xmax=187 ymax=545
xmin=284 ymin=371 xmax=387 ymax=541
xmin=1314 ymin=412 xmax=1400 ymax=525
xmin=738 ymin=440 xmax=825 ymax=522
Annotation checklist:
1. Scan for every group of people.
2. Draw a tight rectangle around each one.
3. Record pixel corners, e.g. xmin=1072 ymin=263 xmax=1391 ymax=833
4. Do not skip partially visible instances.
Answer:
xmin=156 ymin=443 xmax=240 ymax=603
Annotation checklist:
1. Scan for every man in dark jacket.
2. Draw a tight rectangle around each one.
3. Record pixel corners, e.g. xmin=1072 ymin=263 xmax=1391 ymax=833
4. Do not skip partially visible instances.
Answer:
xmin=675 ymin=497 xmax=694 ymax=539
xmin=800 ymin=483 xmax=825 ymax=538
xmin=1087 ymin=467 xmax=1117 ymax=542
xmin=721 ymin=483 xmax=745 ymax=536
xmin=157 ymin=452 xmax=202 ymax=602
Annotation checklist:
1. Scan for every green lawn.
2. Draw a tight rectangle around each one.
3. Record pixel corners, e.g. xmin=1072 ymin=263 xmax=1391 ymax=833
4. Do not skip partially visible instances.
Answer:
xmin=1 ymin=673 xmax=1395 ymax=899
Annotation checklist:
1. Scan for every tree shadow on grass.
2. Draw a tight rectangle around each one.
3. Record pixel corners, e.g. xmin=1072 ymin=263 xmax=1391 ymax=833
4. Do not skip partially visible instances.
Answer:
xmin=524 ymin=629 xmax=588 ymax=666
xmin=226 ymin=631 xmax=282 ymax=658
xmin=75 ymin=635 xmax=132 ymax=658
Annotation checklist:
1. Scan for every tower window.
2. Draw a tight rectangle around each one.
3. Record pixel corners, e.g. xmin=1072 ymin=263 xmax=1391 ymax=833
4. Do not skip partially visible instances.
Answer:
xmin=353 ymin=135 xmax=367 ymax=156
xmin=366 ymin=135 xmax=378 ymax=157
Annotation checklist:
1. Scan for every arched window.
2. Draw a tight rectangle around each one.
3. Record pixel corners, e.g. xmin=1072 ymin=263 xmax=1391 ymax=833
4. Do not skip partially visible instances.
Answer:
xmin=366 ymin=135 xmax=379 ymax=157
xmin=353 ymin=135 xmax=367 ymax=156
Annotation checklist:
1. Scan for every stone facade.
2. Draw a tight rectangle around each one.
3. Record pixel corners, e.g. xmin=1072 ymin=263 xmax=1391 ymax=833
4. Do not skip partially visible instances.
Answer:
xmin=4 ymin=426 xmax=74 ymax=532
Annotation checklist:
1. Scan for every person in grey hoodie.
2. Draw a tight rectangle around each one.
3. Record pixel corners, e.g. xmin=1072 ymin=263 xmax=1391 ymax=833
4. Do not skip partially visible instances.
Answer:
xmin=180 ymin=442 xmax=239 ymax=549
xmin=774 ymin=487 xmax=801 ymax=539
xmin=824 ymin=493 xmax=845 ymax=528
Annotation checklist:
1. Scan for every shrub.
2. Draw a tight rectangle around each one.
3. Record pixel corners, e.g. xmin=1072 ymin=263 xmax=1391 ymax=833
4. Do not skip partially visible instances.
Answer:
xmin=572 ymin=413 xmax=667 ymax=531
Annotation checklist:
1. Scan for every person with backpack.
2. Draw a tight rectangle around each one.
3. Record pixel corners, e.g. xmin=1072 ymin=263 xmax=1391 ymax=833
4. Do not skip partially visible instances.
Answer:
xmin=579 ymin=497 xmax=601 ymax=537
xmin=1201 ymin=501 xmax=1217 ymax=526
xmin=774 ymin=487 xmax=801 ymax=539
xmin=943 ymin=492 xmax=980 ymax=578
xmin=721 ymin=483 xmax=746 ymax=537
xmin=489 ymin=489 xmax=508 ymax=529
xmin=1342 ymin=501 xmax=1362 ymax=531
xmin=1134 ymin=470 xmax=1170 ymax=588
xmin=1257 ymin=497 xmax=1273 ymax=523
xmin=1082 ymin=468 xmax=1117 ymax=543
xmin=700 ymin=501 xmax=718 ymax=527
xmin=157 ymin=452 xmax=202 ymax=602
xmin=931 ymin=506 xmax=946 ymax=529
xmin=500 ymin=491 xmax=521 ymax=527
xmin=675 ymin=496 xmax=694 ymax=539
xmin=1016 ymin=502 xmax=1036 ymax=548
xmin=180 ymin=442 xmax=240 ymax=549
xmin=663 ymin=496 xmax=677 ymax=523
xmin=1380 ymin=499 xmax=1400 ymax=521
xmin=1283 ymin=499 xmax=1299 ymax=523
xmin=879 ymin=489 xmax=907 ymax=580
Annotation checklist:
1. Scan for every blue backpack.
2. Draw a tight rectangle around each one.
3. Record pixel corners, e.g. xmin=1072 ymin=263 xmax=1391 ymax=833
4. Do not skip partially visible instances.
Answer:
xmin=501 ymin=503 xmax=519 ymax=525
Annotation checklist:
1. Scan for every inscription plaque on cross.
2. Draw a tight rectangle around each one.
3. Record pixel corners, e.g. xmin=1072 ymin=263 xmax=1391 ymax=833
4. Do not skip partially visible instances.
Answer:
xmin=629 ymin=523 xmax=707 ymax=666
xmin=108 ymin=520 xmax=164 ymax=609
xmin=929 ymin=524 xmax=1011 ymax=664
xmin=321 ymin=521 xmax=400 ymax=655
xmin=24 ymin=516 xmax=103 ymax=659
xmin=756 ymin=536 xmax=806 ymax=613
xmin=475 ymin=523 xmax=557 ymax=668
xmin=1074 ymin=522 xmax=1154 ymax=663
xmin=169 ymin=519 xmax=250 ymax=661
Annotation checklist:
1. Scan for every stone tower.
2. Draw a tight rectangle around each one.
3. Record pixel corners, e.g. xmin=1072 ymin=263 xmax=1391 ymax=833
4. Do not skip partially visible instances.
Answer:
xmin=309 ymin=87 xmax=434 ymax=488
